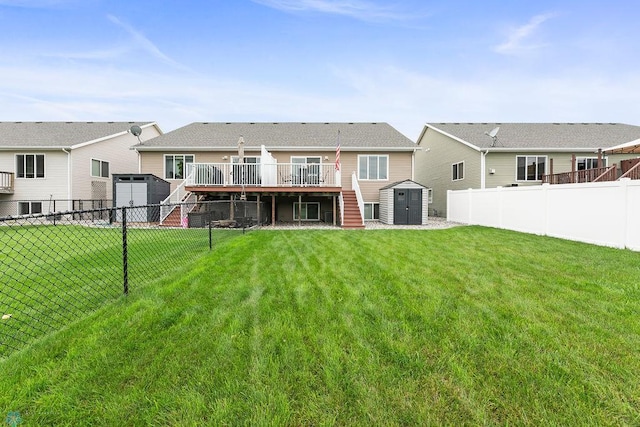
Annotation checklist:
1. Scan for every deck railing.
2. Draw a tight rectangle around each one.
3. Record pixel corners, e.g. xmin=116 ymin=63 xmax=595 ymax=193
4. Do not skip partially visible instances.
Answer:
xmin=0 ymin=171 xmax=14 ymax=193
xmin=186 ymin=163 xmax=340 ymax=188
xmin=619 ymin=161 xmax=640 ymax=180
xmin=542 ymin=166 xmax=616 ymax=184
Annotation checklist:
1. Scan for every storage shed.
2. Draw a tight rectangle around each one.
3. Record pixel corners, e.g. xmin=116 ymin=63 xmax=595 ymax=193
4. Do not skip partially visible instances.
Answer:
xmin=379 ymin=180 xmax=429 ymax=225
xmin=112 ymin=174 xmax=170 ymax=222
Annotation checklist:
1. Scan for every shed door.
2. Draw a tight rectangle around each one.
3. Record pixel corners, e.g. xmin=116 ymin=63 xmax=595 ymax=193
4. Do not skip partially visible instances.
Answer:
xmin=394 ymin=189 xmax=422 ymax=225
xmin=115 ymin=182 xmax=147 ymax=222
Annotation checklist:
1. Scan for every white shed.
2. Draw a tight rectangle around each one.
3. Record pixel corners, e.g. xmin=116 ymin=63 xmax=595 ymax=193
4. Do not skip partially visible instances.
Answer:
xmin=379 ymin=180 xmax=429 ymax=225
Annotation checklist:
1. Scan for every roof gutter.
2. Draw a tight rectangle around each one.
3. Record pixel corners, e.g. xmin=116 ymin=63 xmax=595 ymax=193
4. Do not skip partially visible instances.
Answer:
xmin=481 ymin=147 xmax=605 ymax=153
xmin=133 ymin=146 xmax=419 ymax=152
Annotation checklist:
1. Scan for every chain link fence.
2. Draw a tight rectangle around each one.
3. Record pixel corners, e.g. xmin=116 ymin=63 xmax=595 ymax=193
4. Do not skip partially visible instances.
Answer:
xmin=0 ymin=200 xmax=261 ymax=358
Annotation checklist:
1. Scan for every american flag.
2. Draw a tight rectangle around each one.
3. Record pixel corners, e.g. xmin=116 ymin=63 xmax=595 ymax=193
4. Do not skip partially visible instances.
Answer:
xmin=335 ymin=130 xmax=341 ymax=171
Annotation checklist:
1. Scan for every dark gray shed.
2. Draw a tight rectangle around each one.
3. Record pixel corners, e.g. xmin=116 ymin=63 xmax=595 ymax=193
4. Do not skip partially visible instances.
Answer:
xmin=379 ymin=180 xmax=429 ymax=225
xmin=112 ymin=174 xmax=170 ymax=222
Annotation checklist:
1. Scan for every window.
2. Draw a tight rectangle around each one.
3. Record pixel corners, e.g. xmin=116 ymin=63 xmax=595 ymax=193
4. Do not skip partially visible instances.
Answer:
xmin=452 ymin=161 xmax=464 ymax=181
xmin=517 ymin=156 xmax=546 ymax=181
xmin=358 ymin=155 xmax=388 ymax=180
xmin=18 ymin=201 xmax=42 ymax=215
xmin=293 ymin=202 xmax=320 ymax=221
xmin=363 ymin=202 xmax=379 ymax=220
xmin=16 ymin=154 xmax=45 ymax=178
xmin=165 ymin=155 xmax=194 ymax=179
xmin=91 ymin=159 xmax=110 ymax=178
xmin=577 ymin=157 xmax=603 ymax=170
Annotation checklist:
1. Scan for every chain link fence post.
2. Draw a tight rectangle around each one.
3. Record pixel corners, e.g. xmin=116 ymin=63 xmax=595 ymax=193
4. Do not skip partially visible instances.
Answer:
xmin=122 ymin=206 xmax=128 ymax=295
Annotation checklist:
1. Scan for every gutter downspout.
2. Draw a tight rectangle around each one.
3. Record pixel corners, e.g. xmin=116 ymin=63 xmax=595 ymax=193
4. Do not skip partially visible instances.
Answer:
xmin=480 ymin=149 xmax=488 ymax=189
xmin=62 ymin=148 xmax=72 ymax=210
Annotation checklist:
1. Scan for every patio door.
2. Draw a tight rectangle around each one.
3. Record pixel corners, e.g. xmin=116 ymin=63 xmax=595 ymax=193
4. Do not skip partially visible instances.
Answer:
xmin=232 ymin=156 xmax=261 ymax=185
xmin=292 ymin=157 xmax=321 ymax=186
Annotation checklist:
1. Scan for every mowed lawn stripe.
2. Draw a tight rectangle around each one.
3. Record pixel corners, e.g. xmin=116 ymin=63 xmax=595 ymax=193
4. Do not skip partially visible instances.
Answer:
xmin=0 ymin=226 xmax=639 ymax=425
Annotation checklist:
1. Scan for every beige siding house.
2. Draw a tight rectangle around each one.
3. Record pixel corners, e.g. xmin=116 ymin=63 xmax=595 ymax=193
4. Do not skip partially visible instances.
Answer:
xmin=133 ymin=122 xmax=417 ymax=228
xmin=415 ymin=123 xmax=640 ymax=217
xmin=0 ymin=122 xmax=162 ymax=217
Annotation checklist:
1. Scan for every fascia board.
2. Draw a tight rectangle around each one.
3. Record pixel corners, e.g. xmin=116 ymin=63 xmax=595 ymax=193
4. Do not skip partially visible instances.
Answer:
xmin=423 ymin=123 xmax=482 ymax=152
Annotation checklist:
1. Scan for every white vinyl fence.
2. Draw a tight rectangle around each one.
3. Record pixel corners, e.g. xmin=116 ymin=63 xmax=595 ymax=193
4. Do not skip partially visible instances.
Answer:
xmin=447 ymin=179 xmax=640 ymax=251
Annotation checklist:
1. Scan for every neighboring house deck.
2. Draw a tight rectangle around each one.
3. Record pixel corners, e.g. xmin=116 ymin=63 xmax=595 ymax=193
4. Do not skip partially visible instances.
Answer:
xmin=0 ymin=121 xmax=162 ymax=217
xmin=133 ymin=122 xmax=417 ymax=228
xmin=414 ymin=122 xmax=640 ymax=216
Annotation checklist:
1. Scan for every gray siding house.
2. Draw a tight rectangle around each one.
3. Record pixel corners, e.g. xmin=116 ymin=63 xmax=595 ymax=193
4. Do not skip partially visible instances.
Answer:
xmin=0 ymin=122 xmax=162 ymax=217
xmin=133 ymin=122 xmax=418 ymax=228
xmin=415 ymin=123 xmax=640 ymax=216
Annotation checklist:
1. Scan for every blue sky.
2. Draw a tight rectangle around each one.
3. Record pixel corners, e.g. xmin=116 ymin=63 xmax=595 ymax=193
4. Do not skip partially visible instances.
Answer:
xmin=0 ymin=0 xmax=638 ymax=140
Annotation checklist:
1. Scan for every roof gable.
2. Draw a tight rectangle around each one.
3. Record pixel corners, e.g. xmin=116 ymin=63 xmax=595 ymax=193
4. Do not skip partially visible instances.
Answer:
xmin=424 ymin=123 xmax=640 ymax=151
xmin=134 ymin=122 xmax=416 ymax=151
xmin=0 ymin=121 xmax=156 ymax=149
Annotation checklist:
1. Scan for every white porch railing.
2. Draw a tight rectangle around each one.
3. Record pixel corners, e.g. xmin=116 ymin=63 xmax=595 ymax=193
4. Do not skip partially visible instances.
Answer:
xmin=0 ymin=171 xmax=14 ymax=193
xmin=160 ymin=170 xmax=193 ymax=223
xmin=186 ymin=163 xmax=340 ymax=188
xmin=351 ymin=171 xmax=365 ymax=226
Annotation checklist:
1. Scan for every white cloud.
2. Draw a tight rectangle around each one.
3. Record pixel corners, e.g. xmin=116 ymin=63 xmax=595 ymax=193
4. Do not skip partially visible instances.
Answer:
xmin=494 ymin=13 xmax=556 ymax=55
xmin=41 ymin=15 xmax=189 ymax=71
xmin=252 ymin=0 xmax=411 ymax=22
xmin=106 ymin=15 xmax=188 ymax=70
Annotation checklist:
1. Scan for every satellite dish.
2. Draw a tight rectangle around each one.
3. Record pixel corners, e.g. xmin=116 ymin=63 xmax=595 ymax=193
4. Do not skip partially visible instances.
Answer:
xmin=130 ymin=125 xmax=142 ymax=137
xmin=484 ymin=126 xmax=500 ymax=146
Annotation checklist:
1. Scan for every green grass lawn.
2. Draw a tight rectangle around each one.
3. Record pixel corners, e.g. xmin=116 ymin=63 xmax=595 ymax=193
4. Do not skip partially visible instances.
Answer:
xmin=1 ymin=226 xmax=639 ymax=425
xmin=0 ymin=224 xmax=237 ymax=355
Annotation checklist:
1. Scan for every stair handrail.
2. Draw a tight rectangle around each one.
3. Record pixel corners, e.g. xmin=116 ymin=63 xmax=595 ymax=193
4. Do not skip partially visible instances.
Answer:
xmin=619 ymin=161 xmax=640 ymax=180
xmin=160 ymin=168 xmax=194 ymax=223
xmin=593 ymin=164 xmax=618 ymax=182
xmin=351 ymin=171 xmax=365 ymax=226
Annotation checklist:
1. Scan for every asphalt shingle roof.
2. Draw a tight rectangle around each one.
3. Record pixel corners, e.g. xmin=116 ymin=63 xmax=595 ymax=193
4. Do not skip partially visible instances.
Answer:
xmin=427 ymin=123 xmax=640 ymax=150
xmin=0 ymin=122 xmax=153 ymax=148
xmin=135 ymin=122 xmax=415 ymax=150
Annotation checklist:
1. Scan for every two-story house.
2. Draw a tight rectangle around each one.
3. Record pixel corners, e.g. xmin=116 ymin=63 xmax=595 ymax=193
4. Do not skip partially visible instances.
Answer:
xmin=133 ymin=122 xmax=418 ymax=228
xmin=415 ymin=123 xmax=640 ymax=216
xmin=0 ymin=121 xmax=162 ymax=217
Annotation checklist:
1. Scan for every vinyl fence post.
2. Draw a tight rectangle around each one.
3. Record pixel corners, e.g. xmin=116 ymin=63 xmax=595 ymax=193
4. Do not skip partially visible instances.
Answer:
xmin=122 ymin=206 xmax=129 ymax=295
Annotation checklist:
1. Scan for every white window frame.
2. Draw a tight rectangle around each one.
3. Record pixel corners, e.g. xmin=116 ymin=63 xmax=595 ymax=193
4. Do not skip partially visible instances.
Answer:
xmin=363 ymin=202 xmax=379 ymax=220
xmin=516 ymin=155 xmax=547 ymax=182
xmin=18 ymin=201 xmax=42 ymax=215
xmin=16 ymin=154 xmax=45 ymax=179
xmin=164 ymin=154 xmax=194 ymax=180
xmin=91 ymin=158 xmax=110 ymax=178
xmin=293 ymin=202 xmax=320 ymax=221
xmin=358 ymin=155 xmax=389 ymax=181
xmin=452 ymin=161 xmax=464 ymax=181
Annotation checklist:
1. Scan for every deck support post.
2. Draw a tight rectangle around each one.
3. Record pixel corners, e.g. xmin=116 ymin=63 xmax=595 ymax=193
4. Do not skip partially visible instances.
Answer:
xmin=257 ymin=194 xmax=261 ymax=225
xmin=332 ymin=195 xmax=337 ymax=226
xmin=271 ymin=195 xmax=276 ymax=226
